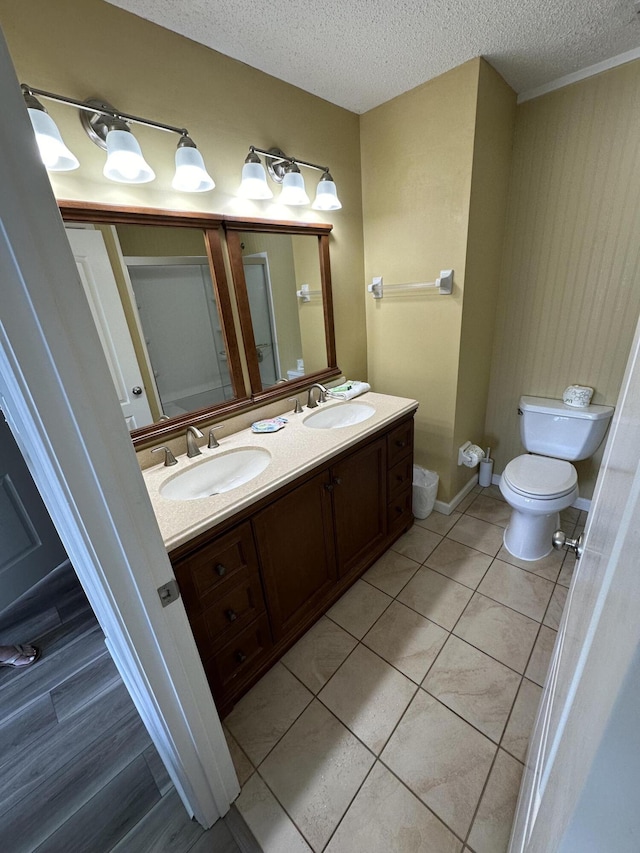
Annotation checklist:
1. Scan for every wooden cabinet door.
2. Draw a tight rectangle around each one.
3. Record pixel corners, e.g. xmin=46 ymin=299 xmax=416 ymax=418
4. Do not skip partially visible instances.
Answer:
xmin=332 ymin=437 xmax=387 ymax=578
xmin=252 ymin=470 xmax=337 ymax=642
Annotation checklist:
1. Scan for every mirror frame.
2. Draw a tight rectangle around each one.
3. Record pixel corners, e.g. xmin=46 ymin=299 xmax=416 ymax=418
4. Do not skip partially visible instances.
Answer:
xmin=225 ymin=216 xmax=339 ymax=404
xmin=58 ymin=203 xmax=340 ymax=447
xmin=58 ymin=201 xmax=250 ymax=447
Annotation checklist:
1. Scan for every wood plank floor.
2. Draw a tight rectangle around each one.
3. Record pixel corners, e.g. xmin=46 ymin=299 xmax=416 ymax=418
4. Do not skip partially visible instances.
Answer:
xmin=0 ymin=561 xmax=258 ymax=853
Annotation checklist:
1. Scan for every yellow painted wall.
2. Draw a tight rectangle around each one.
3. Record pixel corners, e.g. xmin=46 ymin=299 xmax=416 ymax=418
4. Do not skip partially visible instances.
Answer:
xmin=291 ymin=235 xmax=326 ymax=375
xmin=361 ymin=59 xmax=515 ymax=502
xmin=485 ymin=61 xmax=640 ymax=498
xmin=452 ymin=62 xmax=516 ymax=496
xmin=1 ymin=0 xmax=366 ymax=382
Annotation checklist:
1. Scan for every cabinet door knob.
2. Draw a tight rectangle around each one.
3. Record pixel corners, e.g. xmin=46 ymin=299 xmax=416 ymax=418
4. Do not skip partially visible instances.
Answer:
xmin=215 ymin=563 xmax=226 ymax=577
xmin=226 ymin=608 xmax=238 ymax=622
xmin=324 ymin=483 xmax=334 ymax=492
xmin=235 ymin=650 xmax=247 ymax=664
xmin=333 ymin=477 xmax=342 ymax=486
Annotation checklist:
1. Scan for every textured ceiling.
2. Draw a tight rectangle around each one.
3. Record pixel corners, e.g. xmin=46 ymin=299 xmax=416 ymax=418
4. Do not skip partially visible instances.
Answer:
xmin=105 ymin=0 xmax=640 ymax=112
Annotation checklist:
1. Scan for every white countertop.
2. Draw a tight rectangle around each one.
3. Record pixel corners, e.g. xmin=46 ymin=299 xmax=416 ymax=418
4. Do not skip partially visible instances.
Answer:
xmin=142 ymin=391 xmax=418 ymax=551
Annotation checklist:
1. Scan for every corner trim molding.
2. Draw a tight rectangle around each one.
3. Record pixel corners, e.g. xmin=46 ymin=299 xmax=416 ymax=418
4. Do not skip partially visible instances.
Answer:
xmin=518 ymin=46 xmax=640 ymax=104
xmin=433 ymin=474 xmax=478 ymax=516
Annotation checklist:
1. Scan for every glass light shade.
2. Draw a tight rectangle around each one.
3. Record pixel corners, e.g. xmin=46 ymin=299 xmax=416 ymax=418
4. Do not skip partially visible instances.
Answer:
xmin=238 ymin=161 xmax=273 ymax=199
xmin=172 ymin=145 xmax=215 ymax=192
xmin=312 ymin=177 xmax=342 ymax=211
xmin=279 ymin=169 xmax=309 ymax=205
xmin=103 ymin=129 xmax=155 ymax=183
xmin=27 ymin=108 xmax=79 ymax=171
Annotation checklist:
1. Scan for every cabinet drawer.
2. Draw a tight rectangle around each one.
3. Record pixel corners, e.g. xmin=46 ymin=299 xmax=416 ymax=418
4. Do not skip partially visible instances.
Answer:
xmin=388 ymin=457 xmax=413 ymax=500
xmin=387 ymin=487 xmax=413 ymax=536
xmin=207 ymin=613 xmax=272 ymax=694
xmin=387 ymin=419 xmax=414 ymax=468
xmin=199 ymin=572 xmax=266 ymax=651
xmin=174 ymin=521 xmax=259 ymax=612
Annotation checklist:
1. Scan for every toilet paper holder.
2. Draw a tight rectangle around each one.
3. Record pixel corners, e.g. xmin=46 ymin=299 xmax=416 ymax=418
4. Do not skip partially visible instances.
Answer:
xmin=458 ymin=441 xmax=486 ymax=468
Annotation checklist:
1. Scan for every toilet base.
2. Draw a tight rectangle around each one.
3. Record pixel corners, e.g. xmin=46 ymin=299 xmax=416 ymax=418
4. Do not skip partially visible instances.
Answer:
xmin=503 ymin=508 xmax=560 ymax=562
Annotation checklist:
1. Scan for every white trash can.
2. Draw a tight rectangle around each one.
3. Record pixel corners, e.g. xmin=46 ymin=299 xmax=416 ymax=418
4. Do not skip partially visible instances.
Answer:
xmin=412 ymin=466 xmax=439 ymax=519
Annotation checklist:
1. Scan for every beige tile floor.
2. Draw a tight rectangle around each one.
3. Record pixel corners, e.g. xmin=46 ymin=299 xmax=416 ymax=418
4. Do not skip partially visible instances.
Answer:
xmin=223 ymin=486 xmax=584 ymax=853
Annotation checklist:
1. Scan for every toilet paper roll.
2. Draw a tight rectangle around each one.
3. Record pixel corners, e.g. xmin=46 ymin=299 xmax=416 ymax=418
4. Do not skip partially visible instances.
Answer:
xmin=563 ymin=385 xmax=594 ymax=408
xmin=463 ymin=444 xmax=485 ymax=468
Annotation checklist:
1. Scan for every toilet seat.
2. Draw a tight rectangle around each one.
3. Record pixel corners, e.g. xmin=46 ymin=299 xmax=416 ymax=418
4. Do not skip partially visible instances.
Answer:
xmin=503 ymin=454 xmax=577 ymax=499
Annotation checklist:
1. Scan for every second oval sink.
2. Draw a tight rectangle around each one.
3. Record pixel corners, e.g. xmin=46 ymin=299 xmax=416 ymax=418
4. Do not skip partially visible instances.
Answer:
xmin=303 ymin=401 xmax=375 ymax=430
xmin=160 ymin=448 xmax=271 ymax=501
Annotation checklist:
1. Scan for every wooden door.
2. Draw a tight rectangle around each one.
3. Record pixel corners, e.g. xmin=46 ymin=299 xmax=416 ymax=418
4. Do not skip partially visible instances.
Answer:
xmin=332 ymin=437 xmax=387 ymax=578
xmin=252 ymin=470 xmax=336 ymax=641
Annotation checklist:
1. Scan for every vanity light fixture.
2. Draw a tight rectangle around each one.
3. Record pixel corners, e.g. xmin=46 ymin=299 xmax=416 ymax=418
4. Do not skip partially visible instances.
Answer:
xmin=279 ymin=162 xmax=310 ymax=206
xmin=172 ymin=134 xmax=215 ymax=192
xmin=238 ymin=149 xmax=273 ymax=199
xmin=22 ymin=89 xmax=79 ymax=171
xmin=239 ymin=146 xmax=342 ymax=210
xmin=21 ymin=84 xmax=214 ymax=191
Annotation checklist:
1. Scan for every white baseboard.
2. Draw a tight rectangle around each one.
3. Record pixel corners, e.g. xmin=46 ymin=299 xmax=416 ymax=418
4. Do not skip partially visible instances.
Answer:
xmin=434 ymin=474 xmax=478 ymax=516
xmin=490 ymin=473 xmax=591 ymax=512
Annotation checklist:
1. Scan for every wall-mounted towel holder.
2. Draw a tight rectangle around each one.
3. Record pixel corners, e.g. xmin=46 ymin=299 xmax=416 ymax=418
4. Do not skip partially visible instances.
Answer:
xmin=367 ymin=270 xmax=454 ymax=299
xmin=296 ymin=283 xmax=322 ymax=303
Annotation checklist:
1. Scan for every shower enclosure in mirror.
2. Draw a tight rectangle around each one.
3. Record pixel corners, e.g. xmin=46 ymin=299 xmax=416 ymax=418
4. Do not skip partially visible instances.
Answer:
xmin=58 ymin=203 xmax=338 ymax=446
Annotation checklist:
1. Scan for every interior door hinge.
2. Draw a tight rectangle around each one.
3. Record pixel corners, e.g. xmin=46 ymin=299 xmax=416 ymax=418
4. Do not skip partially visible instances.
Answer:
xmin=157 ymin=578 xmax=180 ymax=607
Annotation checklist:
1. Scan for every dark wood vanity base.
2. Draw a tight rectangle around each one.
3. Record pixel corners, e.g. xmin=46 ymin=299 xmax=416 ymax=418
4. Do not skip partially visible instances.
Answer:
xmin=170 ymin=413 xmax=415 ymax=716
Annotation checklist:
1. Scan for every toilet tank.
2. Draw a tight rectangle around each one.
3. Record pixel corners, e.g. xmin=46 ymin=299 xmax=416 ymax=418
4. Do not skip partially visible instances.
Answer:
xmin=519 ymin=396 xmax=614 ymax=461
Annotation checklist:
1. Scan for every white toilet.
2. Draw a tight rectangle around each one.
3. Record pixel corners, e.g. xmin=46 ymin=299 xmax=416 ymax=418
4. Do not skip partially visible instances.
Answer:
xmin=499 ymin=396 xmax=614 ymax=561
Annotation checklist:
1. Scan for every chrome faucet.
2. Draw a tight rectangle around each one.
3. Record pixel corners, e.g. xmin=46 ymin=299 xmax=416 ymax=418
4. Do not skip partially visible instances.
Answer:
xmin=185 ymin=425 xmax=204 ymax=458
xmin=151 ymin=445 xmax=177 ymax=466
xmin=306 ymin=383 xmax=327 ymax=409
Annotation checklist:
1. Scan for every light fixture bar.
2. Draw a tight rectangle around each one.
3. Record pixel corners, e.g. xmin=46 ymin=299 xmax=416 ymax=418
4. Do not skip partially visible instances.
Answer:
xmin=21 ymin=84 xmax=188 ymax=137
xmin=249 ymin=145 xmax=329 ymax=175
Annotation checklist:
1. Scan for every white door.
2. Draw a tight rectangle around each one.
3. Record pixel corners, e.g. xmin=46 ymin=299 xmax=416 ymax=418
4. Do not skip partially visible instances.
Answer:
xmin=126 ymin=259 xmax=231 ymax=416
xmin=0 ymin=33 xmax=236 ymax=827
xmin=65 ymin=228 xmax=153 ymax=429
xmin=0 ymin=412 xmax=67 ymax=611
xmin=243 ymin=257 xmax=280 ymax=386
xmin=510 ymin=316 xmax=640 ymax=850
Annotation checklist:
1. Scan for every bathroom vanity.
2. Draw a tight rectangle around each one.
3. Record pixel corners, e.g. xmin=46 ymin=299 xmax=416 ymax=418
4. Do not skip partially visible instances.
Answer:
xmin=143 ymin=392 xmax=417 ymax=714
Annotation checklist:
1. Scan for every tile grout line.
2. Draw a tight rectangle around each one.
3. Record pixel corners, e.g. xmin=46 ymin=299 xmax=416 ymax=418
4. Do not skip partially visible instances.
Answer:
xmin=231 ymin=500 xmax=570 ymax=851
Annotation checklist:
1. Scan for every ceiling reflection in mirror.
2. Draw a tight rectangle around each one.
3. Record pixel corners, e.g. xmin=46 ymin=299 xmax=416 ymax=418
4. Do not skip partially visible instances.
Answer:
xmin=64 ymin=222 xmax=234 ymax=431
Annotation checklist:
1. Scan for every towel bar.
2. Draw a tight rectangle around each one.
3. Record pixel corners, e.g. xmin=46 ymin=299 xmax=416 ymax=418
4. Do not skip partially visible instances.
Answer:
xmin=367 ymin=270 xmax=453 ymax=299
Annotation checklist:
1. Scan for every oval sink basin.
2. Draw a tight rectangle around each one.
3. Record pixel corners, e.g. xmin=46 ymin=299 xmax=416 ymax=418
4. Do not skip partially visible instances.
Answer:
xmin=303 ymin=402 xmax=375 ymax=430
xmin=160 ymin=448 xmax=271 ymax=501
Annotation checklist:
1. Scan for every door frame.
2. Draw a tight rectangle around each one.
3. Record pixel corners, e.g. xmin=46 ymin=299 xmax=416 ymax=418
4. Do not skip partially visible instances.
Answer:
xmin=0 ymin=29 xmax=237 ymax=826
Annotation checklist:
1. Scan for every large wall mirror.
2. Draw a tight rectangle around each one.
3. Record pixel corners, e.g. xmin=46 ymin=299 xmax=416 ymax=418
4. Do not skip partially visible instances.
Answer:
xmin=58 ymin=203 xmax=338 ymax=446
xmin=226 ymin=219 xmax=338 ymax=402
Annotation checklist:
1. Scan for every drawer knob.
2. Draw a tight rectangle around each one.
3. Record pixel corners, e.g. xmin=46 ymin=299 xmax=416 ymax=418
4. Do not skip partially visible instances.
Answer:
xmin=215 ymin=563 xmax=226 ymax=577
xmin=226 ymin=608 xmax=238 ymax=622
xmin=395 ymin=505 xmax=403 ymax=514
xmin=395 ymin=439 xmax=407 ymax=448
xmin=235 ymin=650 xmax=247 ymax=664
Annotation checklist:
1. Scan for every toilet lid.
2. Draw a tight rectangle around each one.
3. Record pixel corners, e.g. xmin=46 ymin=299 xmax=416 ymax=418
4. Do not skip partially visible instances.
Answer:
xmin=503 ymin=455 xmax=577 ymax=498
